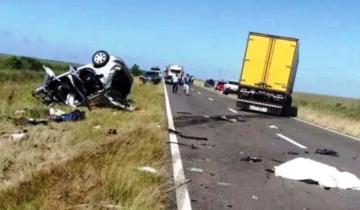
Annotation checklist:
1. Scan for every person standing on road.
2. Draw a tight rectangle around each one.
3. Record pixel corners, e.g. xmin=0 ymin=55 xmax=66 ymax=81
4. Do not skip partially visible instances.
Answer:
xmin=184 ymin=74 xmax=191 ymax=96
xmin=172 ymin=74 xmax=179 ymax=94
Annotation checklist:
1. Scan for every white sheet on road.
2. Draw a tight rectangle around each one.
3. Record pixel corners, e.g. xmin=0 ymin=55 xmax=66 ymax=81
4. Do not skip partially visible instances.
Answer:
xmin=275 ymin=157 xmax=360 ymax=190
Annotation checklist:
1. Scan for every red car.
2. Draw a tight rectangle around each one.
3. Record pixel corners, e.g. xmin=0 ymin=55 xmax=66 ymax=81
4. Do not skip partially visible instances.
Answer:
xmin=214 ymin=81 xmax=225 ymax=92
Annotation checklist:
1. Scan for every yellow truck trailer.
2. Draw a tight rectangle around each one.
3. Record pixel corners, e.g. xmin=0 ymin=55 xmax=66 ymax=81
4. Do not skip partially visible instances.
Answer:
xmin=236 ymin=32 xmax=299 ymax=115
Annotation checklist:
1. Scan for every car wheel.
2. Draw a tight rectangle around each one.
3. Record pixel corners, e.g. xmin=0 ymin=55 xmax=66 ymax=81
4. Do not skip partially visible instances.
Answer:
xmin=92 ymin=50 xmax=110 ymax=68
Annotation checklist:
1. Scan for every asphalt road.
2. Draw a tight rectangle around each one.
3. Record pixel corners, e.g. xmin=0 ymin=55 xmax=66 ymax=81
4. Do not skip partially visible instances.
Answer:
xmin=166 ymin=84 xmax=360 ymax=210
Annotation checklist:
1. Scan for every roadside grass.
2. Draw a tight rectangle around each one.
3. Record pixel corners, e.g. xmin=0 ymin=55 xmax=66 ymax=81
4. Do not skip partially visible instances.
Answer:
xmin=194 ymin=79 xmax=360 ymax=138
xmin=293 ymin=93 xmax=360 ymax=138
xmin=0 ymin=69 xmax=168 ymax=209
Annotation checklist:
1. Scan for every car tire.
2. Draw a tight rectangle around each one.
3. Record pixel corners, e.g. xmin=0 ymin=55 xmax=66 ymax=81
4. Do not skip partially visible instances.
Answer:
xmin=92 ymin=50 xmax=110 ymax=68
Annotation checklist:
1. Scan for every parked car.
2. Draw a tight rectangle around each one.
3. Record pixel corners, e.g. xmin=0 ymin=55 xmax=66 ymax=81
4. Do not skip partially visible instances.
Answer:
xmin=140 ymin=71 xmax=162 ymax=84
xmin=32 ymin=50 xmax=135 ymax=111
xmin=223 ymin=80 xmax=239 ymax=95
xmin=214 ymin=81 xmax=225 ymax=92
xmin=204 ymin=79 xmax=215 ymax=87
xmin=150 ymin=66 xmax=163 ymax=78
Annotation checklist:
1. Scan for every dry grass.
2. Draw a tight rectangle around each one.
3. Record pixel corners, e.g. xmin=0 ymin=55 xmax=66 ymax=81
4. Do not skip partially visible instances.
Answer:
xmin=293 ymin=93 xmax=360 ymax=139
xmin=0 ymin=70 xmax=168 ymax=209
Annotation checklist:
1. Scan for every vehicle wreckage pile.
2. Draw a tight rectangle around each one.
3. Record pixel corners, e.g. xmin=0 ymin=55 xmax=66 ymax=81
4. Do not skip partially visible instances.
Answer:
xmin=33 ymin=50 xmax=135 ymax=111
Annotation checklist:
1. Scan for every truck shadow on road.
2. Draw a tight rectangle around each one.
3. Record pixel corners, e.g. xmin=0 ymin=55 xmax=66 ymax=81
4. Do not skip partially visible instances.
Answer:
xmin=173 ymin=113 xmax=272 ymax=127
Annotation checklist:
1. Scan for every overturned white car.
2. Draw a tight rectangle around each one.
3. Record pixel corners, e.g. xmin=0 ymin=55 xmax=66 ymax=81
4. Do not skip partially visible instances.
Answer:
xmin=33 ymin=51 xmax=134 ymax=111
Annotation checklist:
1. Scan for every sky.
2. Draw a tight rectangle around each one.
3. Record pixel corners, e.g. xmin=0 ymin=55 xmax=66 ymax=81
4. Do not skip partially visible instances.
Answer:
xmin=0 ymin=0 xmax=359 ymax=98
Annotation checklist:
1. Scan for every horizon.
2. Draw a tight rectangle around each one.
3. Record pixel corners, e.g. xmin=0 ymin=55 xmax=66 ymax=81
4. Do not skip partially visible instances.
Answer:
xmin=0 ymin=0 xmax=359 ymax=98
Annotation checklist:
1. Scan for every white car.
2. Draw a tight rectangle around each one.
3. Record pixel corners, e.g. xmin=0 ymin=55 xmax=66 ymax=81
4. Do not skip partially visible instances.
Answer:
xmin=223 ymin=80 xmax=239 ymax=95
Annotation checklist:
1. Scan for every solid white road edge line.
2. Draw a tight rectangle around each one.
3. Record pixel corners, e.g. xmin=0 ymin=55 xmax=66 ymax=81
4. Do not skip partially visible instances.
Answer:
xmin=163 ymin=83 xmax=192 ymax=210
xmin=276 ymin=133 xmax=308 ymax=149
xmin=228 ymin=108 xmax=238 ymax=114
xmin=208 ymin=97 xmax=214 ymax=101
xmin=292 ymin=117 xmax=360 ymax=141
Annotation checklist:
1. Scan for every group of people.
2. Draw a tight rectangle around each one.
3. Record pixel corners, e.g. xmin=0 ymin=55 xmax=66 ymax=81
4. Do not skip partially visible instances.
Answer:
xmin=172 ymin=73 xmax=193 ymax=95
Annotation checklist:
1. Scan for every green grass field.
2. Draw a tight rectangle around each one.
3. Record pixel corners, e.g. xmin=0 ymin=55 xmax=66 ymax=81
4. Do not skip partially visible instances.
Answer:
xmin=0 ymin=67 xmax=168 ymax=209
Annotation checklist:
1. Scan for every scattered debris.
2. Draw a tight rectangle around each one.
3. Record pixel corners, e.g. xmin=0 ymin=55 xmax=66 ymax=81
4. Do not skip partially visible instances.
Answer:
xmin=226 ymin=204 xmax=233 ymax=208
xmin=94 ymin=125 xmax=101 ymax=129
xmin=166 ymin=179 xmax=191 ymax=193
xmin=271 ymin=159 xmax=283 ymax=164
xmin=14 ymin=109 xmax=26 ymax=116
xmin=49 ymin=109 xmax=86 ymax=122
xmin=49 ymin=107 xmax=65 ymax=116
xmin=166 ymin=141 xmax=198 ymax=149
xmin=240 ymin=156 xmax=262 ymax=163
xmin=137 ymin=166 xmax=159 ymax=175
xmin=168 ymin=128 xmax=208 ymax=141
xmin=186 ymin=167 xmax=204 ymax=173
xmin=177 ymin=111 xmax=192 ymax=115
xmin=275 ymin=157 xmax=360 ymax=190
xmin=314 ymin=149 xmax=339 ymax=157
xmin=1 ymin=132 xmax=29 ymax=141
xmin=252 ymin=195 xmax=258 ymax=200
xmin=26 ymin=118 xmax=49 ymax=125
xmin=217 ymin=182 xmax=231 ymax=186
xmin=10 ymin=133 xmax=28 ymax=141
xmin=107 ymin=129 xmax=117 ymax=136
xmin=203 ymin=115 xmax=210 ymax=118
xmin=288 ymin=151 xmax=299 ymax=155
xmin=265 ymin=169 xmax=275 ymax=173
xmin=269 ymin=125 xmax=279 ymax=129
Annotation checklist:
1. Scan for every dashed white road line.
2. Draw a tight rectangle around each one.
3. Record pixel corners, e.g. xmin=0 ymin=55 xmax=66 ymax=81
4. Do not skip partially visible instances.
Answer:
xmin=208 ymin=97 xmax=214 ymax=101
xmin=228 ymin=108 xmax=238 ymax=114
xmin=197 ymin=92 xmax=202 ymax=95
xmin=163 ymin=83 xmax=192 ymax=210
xmin=269 ymin=125 xmax=279 ymax=129
xmin=276 ymin=133 xmax=308 ymax=149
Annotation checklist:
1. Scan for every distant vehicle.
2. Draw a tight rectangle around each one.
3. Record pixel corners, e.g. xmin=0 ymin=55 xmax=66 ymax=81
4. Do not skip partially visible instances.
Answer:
xmin=150 ymin=66 xmax=163 ymax=78
xmin=223 ymin=80 xmax=239 ymax=95
xmin=33 ymin=50 xmax=135 ymax=111
xmin=236 ymin=32 xmax=299 ymax=116
xmin=140 ymin=71 xmax=162 ymax=84
xmin=214 ymin=81 xmax=225 ymax=92
xmin=204 ymin=79 xmax=215 ymax=87
xmin=164 ymin=64 xmax=184 ymax=84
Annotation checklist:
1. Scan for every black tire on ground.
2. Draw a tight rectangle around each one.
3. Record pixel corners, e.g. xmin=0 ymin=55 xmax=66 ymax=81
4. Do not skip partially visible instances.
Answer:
xmin=92 ymin=50 xmax=110 ymax=68
xmin=282 ymin=96 xmax=294 ymax=117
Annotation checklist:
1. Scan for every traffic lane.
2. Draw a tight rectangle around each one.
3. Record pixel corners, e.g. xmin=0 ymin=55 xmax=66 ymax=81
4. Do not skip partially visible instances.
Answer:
xmin=167 ymin=85 xmax=360 ymax=210
xmin=194 ymin=85 xmax=360 ymax=174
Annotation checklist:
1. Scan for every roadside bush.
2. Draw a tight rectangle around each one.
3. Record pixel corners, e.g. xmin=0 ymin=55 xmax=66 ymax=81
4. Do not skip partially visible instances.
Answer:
xmin=131 ymin=64 xmax=143 ymax=76
xmin=4 ymin=56 xmax=24 ymax=70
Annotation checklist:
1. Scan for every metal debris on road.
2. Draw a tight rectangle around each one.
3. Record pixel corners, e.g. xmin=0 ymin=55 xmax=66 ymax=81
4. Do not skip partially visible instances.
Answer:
xmin=177 ymin=111 xmax=192 ymax=115
xmin=314 ymin=149 xmax=339 ymax=157
xmin=252 ymin=195 xmax=259 ymax=200
xmin=240 ymin=156 xmax=262 ymax=163
xmin=166 ymin=141 xmax=198 ymax=149
xmin=186 ymin=167 xmax=204 ymax=173
xmin=168 ymin=128 xmax=208 ymax=141
xmin=166 ymin=179 xmax=191 ymax=193
xmin=217 ymin=182 xmax=232 ymax=186
xmin=269 ymin=125 xmax=279 ymax=129
xmin=288 ymin=151 xmax=299 ymax=155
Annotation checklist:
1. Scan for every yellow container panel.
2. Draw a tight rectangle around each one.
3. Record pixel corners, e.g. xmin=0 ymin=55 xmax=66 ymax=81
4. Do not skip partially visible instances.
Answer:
xmin=265 ymin=39 xmax=297 ymax=92
xmin=240 ymin=35 xmax=270 ymax=87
